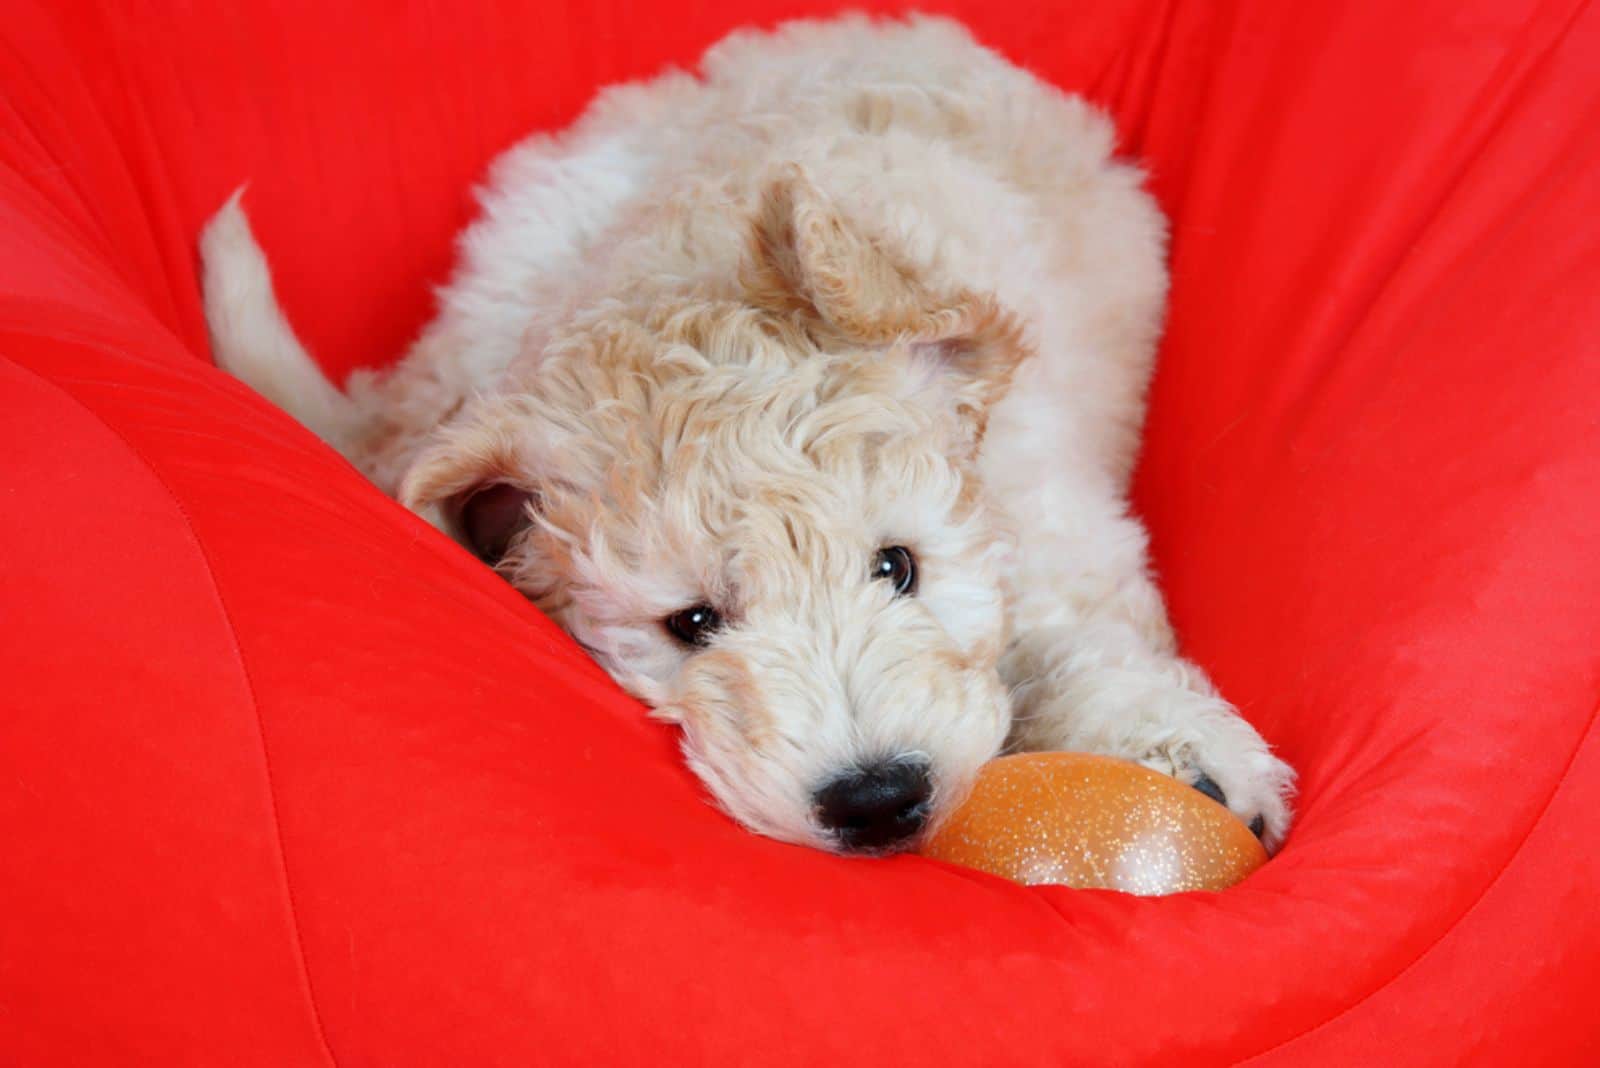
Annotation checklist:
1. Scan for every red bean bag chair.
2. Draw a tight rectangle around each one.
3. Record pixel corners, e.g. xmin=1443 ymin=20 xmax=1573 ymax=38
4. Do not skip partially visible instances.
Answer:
xmin=4 ymin=1 xmax=1597 ymax=1063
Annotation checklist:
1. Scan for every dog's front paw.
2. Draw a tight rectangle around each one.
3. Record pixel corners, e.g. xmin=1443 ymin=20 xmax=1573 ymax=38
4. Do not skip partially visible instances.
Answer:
xmin=1140 ymin=722 xmax=1296 ymax=852
xmin=1180 ymin=759 xmax=1295 ymax=852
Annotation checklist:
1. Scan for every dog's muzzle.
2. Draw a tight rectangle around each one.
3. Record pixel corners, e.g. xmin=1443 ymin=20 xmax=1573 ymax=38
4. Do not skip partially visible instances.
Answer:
xmin=814 ymin=758 xmax=933 ymax=853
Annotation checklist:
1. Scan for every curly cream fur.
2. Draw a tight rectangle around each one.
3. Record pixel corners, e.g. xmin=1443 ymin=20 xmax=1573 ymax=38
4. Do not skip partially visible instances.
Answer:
xmin=203 ymin=14 xmax=1295 ymax=851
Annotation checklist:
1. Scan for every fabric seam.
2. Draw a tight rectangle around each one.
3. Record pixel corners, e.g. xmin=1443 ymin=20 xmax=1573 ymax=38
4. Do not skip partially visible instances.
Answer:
xmin=3 ymin=350 xmax=341 ymax=1067
xmin=1237 ymin=693 xmax=1600 ymax=1064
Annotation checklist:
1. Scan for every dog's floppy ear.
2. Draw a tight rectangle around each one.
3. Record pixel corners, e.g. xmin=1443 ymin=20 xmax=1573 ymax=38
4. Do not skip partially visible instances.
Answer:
xmin=747 ymin=166 xmax=1030 ymax=430
xmin=400 ymin=403 xmax=542 ymax=567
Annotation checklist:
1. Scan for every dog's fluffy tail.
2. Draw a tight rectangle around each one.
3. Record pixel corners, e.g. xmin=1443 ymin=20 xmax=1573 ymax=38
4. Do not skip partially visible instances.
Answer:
xmin=200 ymin=190 xmax=360 ymax=452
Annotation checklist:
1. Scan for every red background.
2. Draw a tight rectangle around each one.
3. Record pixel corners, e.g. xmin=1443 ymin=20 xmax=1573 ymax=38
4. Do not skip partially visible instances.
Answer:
xmin=3 ymin=1 xmax=1598 ymax=1063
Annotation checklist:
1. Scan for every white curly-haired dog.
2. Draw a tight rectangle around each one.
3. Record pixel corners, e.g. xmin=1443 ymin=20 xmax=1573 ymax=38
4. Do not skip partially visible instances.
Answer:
xmin=202 ymin=15 xmax=1294 ymax=854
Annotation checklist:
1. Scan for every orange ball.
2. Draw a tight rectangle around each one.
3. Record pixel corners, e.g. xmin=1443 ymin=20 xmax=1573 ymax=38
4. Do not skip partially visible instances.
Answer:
xmin=920 ymin=752 xmax=1266 ymax=894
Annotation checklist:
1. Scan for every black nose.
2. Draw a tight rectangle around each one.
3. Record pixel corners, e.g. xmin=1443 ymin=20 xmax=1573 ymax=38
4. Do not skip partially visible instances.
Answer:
xmin=814 ymin=760 xmax=933 ymax=852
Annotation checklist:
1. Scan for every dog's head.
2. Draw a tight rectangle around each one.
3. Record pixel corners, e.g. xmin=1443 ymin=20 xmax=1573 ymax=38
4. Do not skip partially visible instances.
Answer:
xmin=402 ymin=170 xmax=1029 ymax=852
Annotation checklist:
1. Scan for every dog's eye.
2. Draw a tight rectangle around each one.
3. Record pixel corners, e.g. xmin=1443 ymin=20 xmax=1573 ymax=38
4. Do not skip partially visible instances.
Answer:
xmin=873 ymin=546 xmax=918 ymax=597
xmin=664 ymin=603 xmax=722 ymax=648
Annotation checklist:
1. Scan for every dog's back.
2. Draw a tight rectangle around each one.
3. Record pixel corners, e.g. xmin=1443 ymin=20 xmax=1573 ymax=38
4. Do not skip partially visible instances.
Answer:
xmin=202 ymin=15 xmax=1161 ymax=495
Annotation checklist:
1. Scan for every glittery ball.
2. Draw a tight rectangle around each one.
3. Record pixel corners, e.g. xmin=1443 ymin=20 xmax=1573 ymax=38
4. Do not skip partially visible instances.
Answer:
xmin=920 ymin=752 xmax=1267 ymax=894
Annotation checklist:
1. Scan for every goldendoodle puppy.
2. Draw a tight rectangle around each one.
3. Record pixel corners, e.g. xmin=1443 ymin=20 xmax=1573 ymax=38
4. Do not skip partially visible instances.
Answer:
xmin=202 ymin=15 xmax=1295 ymax=853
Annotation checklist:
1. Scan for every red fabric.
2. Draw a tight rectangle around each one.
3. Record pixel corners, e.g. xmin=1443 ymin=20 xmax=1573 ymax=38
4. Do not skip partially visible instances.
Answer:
xmin=3 ymin=1 xmax=1598 ymax=1063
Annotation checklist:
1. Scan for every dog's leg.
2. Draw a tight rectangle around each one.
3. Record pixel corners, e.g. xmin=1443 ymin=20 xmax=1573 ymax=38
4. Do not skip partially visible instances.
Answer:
xmin=1001 ymin=506 xmax=1296 ymax=849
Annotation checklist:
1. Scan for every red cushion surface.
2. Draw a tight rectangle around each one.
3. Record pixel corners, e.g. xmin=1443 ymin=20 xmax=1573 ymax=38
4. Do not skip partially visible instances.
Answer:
xmin=3 ymin=1 xmax=1598 ymax=1063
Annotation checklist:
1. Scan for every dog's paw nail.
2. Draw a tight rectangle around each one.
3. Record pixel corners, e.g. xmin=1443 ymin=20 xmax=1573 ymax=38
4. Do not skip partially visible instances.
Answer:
xmin=1190 ymin=773 xmax=1227 ymax=807
xmin=1249 ymin=814 xmax=1266 ymax=839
